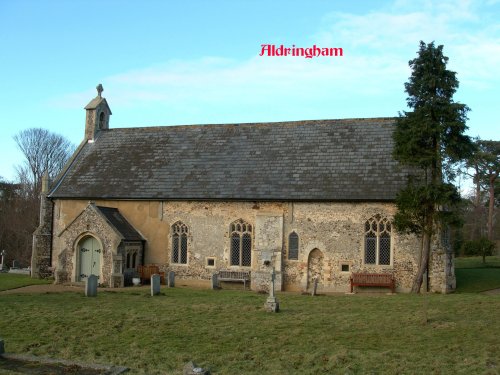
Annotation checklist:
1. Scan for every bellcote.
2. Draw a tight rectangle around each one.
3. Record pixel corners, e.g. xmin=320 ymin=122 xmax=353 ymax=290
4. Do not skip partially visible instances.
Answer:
xmin=84 ymin=84 xmax=112 ymax=141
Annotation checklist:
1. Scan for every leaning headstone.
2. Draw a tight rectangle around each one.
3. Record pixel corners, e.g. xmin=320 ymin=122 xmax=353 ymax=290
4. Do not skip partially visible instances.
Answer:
xmin=85 ymin=275 xmax=98 ymax=297
xmin=168 ymin=271 xmax=175 ymax=287
xmin=211 ymin=273 xmax=218 ymax=290
xmin=311 ymin=277 xmax=318 ymax=296
xmin=0 ymin=338 xmax=4 ymax=354
xmin=264 ymin=268 xmax=280 ymax=313
xmin=151 ymin=274 xmax=161 ymax=296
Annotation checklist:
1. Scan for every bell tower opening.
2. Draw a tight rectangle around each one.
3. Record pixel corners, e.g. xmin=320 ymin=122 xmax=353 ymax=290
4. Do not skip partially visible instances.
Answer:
xmin=84 ymin=83 xmax=112 ymax=142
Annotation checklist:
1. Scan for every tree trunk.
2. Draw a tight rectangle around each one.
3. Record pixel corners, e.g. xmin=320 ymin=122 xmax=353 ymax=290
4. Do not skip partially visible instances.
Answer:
xmin=412 ymin=214 xmax=433 ymax=293
xmin=487 ymin=173 xmax=497 ymax=242
xmin=473 ymin=165 xmax=482 ymax=241
xmin=412 ymin=231 xmax=431 ymax=293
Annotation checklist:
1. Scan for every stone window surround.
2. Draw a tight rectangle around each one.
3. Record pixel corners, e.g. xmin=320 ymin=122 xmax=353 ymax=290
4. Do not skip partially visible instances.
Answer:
xmin=206 ymin=257 xmax=216 ymax=268
xmin=171 ymin=221 xmax=189 ymax=265
xmin=363 ymin=215 xmax=393 ymax=267
xmin=340 ymin=262 xmax=352 ymax=272
xmin=229 ymin=219 xmax=253 ymax=268
xmin=125 ymin=243 xmax=141 ymax=269
xmin=287 ymin=231 xmax=299 ymax=261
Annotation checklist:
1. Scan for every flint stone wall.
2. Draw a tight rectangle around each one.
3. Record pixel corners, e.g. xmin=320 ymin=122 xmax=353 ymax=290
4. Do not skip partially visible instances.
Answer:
xmin=53 ymin=205 xmax=122 ymax=286
xmin=50 ymin=199 xmax=452 ymax=293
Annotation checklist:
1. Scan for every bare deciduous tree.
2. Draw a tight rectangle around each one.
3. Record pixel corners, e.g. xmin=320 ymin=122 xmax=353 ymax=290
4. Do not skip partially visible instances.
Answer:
xmin=0 ymin=129 xmax=75 ymax=266
xmin=13 ymin=128 xmax=74 ymax=197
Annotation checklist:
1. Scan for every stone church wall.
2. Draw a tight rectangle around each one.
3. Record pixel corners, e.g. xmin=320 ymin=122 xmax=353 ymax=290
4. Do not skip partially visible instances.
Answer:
xmin=53 ymin=205 xmax=122 ymax=286
xmin=51 ymin=199 xmax=441 ymax=292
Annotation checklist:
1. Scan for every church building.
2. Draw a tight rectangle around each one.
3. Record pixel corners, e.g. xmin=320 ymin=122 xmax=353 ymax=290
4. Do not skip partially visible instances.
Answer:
xmin=31 ymin=85 xmax=456 ymax=293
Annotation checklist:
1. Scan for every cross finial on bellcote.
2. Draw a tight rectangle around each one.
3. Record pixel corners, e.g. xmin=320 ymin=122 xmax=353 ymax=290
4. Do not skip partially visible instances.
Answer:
xmin=96 ymin=83 xmax=103 ymax=98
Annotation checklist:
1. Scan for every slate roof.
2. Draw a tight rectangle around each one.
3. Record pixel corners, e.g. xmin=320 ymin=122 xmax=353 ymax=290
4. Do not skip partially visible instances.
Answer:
xmin=49 ymin=118 xmax=413 ymax=201
xmin=95 ymin=206 xmax=144 ymax=241
xmin=84 ymin=96 xmax=112 ymax=113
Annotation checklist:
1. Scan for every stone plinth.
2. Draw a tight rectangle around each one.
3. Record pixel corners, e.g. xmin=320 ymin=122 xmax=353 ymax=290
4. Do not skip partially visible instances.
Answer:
xmin=265 ymin=296 xmax=279 ymax=313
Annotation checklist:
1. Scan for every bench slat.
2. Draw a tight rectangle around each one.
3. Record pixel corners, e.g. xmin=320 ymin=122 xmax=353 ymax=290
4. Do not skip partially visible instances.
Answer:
xmin=350 ymin=273 xmax=395 ymax=293
xmin=217 ymin=270 xmax=250 ymax=289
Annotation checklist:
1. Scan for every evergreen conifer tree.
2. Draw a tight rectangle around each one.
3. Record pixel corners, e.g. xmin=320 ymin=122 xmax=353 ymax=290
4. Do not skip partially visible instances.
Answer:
xmin=393 ymin=41 xmax=474 ymax=293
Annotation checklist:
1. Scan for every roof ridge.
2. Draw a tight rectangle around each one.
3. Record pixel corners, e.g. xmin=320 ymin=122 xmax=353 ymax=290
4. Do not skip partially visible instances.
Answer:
xmin=107 ymin=117 xmax=398 ymax=131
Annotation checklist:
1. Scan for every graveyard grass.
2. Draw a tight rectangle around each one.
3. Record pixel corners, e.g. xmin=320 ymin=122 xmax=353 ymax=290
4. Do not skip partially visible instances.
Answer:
xmin=0 ymin=261 xmax=498 ymax=374
xmin=0 ymin=273 xmax=51 ymax=292
xmin=455 ymin=255 xmax=500 ymax=293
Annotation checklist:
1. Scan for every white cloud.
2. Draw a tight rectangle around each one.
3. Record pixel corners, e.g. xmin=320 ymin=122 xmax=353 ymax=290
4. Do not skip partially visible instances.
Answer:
xmin=49 ymin=0 xmax=499 ymax=126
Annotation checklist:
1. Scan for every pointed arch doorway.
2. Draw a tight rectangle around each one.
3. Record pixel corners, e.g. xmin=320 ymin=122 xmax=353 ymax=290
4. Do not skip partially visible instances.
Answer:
xmin=307 ymin=248 xmax=324 ymax=291
xmin=78 ymin=236 xmax=102 ymax=282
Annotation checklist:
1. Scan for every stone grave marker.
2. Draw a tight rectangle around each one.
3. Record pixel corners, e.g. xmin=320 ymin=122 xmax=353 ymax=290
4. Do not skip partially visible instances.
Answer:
xmin=264 ymin=268 xmax=279 ymax=312
xmin=311 ymin=277 xmax=318 ymax=296
xmin=151 ymin=274 xmax=161 ymax=296
xmin=168 ymin=271 xmax=175 ymax=287
xmin=0 ymin=250 xmax=6 ymax=270
xmin=211 ymin=273 xmax=218 ymax=290
xmin=85 ymin=274 xmax=98 ymax=297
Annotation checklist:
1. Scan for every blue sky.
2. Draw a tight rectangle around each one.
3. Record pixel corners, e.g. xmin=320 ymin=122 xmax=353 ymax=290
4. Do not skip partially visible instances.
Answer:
xmin=0 ymin=0 xmax=499 ymax=182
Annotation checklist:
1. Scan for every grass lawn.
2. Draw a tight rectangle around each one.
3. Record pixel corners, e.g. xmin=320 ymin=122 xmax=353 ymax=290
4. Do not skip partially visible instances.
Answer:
xmin=1 ymin=288 xmax=499 ymax=374
xmin=0 ymin=273 xmax=52 ymax=292
xmin=455 ymin=256 xmax=500 ymax=293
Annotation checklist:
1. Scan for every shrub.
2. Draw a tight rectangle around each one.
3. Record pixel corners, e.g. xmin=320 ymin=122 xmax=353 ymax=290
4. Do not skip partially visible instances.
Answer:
xmin=461 ymin=238 xmax=495 ymax=259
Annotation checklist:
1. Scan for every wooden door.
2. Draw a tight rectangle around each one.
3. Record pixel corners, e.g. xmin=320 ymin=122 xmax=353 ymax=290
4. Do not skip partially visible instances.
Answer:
xmin=79 ymin=237 xmax=101 ymax=281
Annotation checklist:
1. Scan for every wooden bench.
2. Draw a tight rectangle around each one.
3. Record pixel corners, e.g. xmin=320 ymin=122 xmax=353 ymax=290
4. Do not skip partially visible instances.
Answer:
xmin=350 ymin=273 xmax=395 ymax=293
xmin=138 ymin=265 xmax=165 ymax=285
xmin=218 ymin=270 xmax=251 ymax=289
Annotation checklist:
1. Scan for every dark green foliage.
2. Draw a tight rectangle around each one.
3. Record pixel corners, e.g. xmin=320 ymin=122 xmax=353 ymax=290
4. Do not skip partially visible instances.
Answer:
xmin=461 ymin=238 xmax=495 ymax=258
xmin=393 ymin=42 xmax=474 ymax=181
xmin=393 ymin=41 xmax=474 ymax=292
xmin=394 ymin=182 xmax=463 ymax=235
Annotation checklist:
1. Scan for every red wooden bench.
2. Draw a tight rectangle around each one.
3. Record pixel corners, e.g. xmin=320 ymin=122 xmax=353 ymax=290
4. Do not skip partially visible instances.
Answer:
xmin=350 ymin=273 xmax=395 ymax=293
xmin=138 ymin=264 xmax=165 ymax=285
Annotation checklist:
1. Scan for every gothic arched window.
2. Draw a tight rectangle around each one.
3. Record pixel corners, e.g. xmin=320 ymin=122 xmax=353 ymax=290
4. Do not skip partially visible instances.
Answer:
xmin=172 ymin=221 xmax=188 ymax=264
xmin=230 ymin=219 xmax=252 ymax=267
xmin=364 ymin=215 xmax=391 ymax=265
xmin=288 ymin=232 xmax=299 ymax=260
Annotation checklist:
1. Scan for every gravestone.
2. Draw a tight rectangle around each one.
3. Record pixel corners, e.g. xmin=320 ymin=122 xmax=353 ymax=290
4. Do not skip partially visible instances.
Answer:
xmin=151 ymin=274 xmax=161 ymax=296
xmin=311 ymin=277 xmax=318 ymax=296
xmin=0 ymin=250 xmax=5 ymax=270
xmin=264 ymin=268 xmax=280 ymax=312
xmin=85 ymin=275 xmax=98 ymax=297
xmin=211 ymin=273 xmax=218 ymax=290
xmin=0 ymin=338 xmax=4 ymax=354
xmin=12 ymin=260 xmax=19 ymax=269
xmin=168 ymin=271 xmax=175 ymax=287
